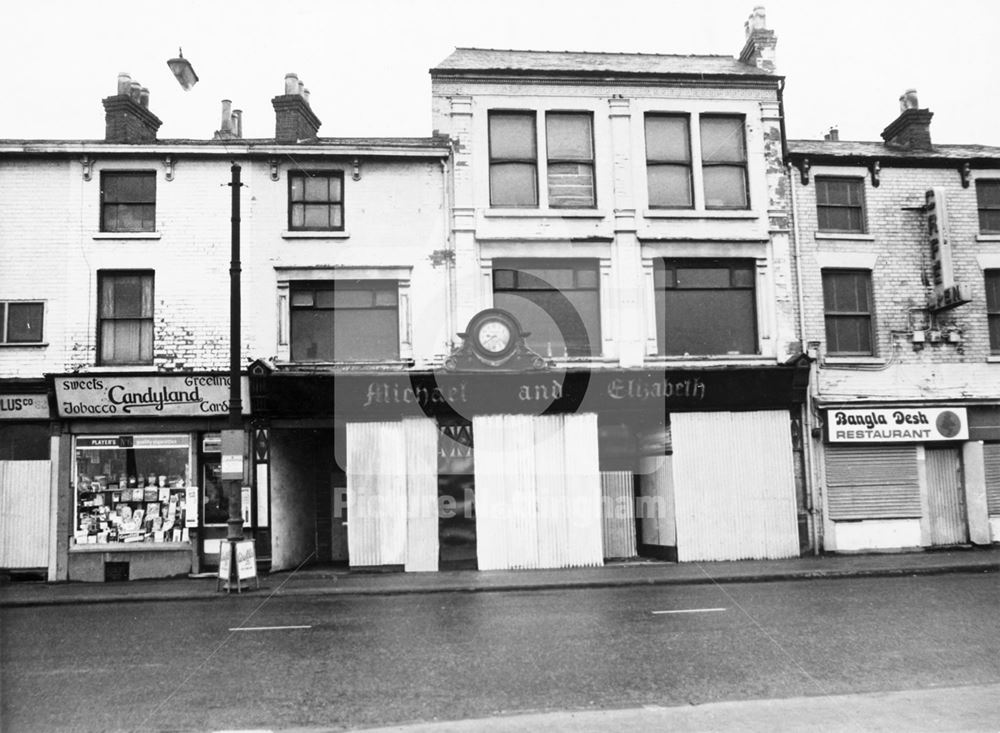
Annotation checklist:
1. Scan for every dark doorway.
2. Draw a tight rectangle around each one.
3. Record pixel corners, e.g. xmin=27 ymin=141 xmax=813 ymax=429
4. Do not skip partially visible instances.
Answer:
xmin=438 ymin=420 xmax=477 ymax=569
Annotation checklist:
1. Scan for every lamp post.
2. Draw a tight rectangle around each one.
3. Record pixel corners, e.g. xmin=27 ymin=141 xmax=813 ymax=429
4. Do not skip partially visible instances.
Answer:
xmin=221 ymin=162 xmax=244 ymax=589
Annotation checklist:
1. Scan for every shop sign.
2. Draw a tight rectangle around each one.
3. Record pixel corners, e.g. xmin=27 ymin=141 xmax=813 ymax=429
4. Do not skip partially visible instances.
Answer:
xmin=267 ymin=364 xmax=808 ymax=419
xmin=0 ymin=393 xmax=49 ymax=420
xmin=53 ymin=375 xmax=250 ymax=418
xmin=827 ymin=407 xmax=968 ymax=443
xmin=925 ymin=188 xmax=969 ymax=312
xmin=235 ymin=540 xmax=257 ymax=580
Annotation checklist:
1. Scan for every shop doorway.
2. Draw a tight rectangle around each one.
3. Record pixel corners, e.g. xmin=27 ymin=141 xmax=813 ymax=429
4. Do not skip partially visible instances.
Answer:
xmin=438 ymin=421 xmax=476 ymax=569
xmin=925 ymin=447 xmax=968 ymax=545
xmin=198 ymin=434 xmax=226 ymax=570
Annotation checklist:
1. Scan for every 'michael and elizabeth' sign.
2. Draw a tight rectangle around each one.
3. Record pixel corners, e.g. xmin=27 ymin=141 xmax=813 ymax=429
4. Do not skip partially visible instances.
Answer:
xmin=54 ymin=375 xmax=250 ymax=418
xmin=827 ymin=407 xmax=968 ymax=443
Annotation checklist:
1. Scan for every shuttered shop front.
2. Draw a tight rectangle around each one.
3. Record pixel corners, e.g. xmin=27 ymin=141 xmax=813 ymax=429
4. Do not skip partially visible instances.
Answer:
xmin=824 ymin=445 xmax=921 ymax=520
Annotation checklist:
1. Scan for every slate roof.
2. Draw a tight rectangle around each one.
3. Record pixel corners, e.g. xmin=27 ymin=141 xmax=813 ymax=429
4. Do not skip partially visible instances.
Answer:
xmin=787 ymin=139 xmax=1000 ymax=161
xmin=432 ymin=47 xmax=771 ymax=78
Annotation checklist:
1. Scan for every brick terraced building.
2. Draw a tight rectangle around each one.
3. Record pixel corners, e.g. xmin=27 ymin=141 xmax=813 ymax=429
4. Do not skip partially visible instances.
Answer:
xmin=787 ymin=91 xmax=1000 ymax=552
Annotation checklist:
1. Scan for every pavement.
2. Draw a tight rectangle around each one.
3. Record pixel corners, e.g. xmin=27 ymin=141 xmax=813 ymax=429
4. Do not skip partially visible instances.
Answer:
xmin=1 ymin=546 xmax=998 ymax=608
xmin=353 ymin=683 xmax=1000 ymax=733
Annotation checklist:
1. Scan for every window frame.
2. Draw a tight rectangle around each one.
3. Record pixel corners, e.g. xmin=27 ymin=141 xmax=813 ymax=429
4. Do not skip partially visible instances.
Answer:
xmin=822 ymin=268 xmax=875 ymax=356
xmin=488 ymin=110 xmax=539 ymax=208
xmin=0 ymin=301 xmax=45 ymax=344
xmin=287 ymin=170 xmax=345 ymax=232
xmin=544 ymin=111 xmax=596 ymax=209
xmin=986 ymin=269 xmax=1000 ymax=354
xmin=815 ymin=176 xmax=867 ymax=233
xmin=97 ymin=270 xmax=155 ymax=366
xmin=644 ymin=113 xmax=694 ymax=210
xmin=977 ymin=180 xmax=1000 ymax=234
xmin=100 ymin=170 xmax=156 ymax=233
xmin=288 ymin=279 xmax=400 ymax=363
xmin=654 ymin=258 xmax=758 ymax=356
xmin=699 ymin=115 xmax=750 ymax=210
xmin=492 ymin=259 xmax=602 ymax=358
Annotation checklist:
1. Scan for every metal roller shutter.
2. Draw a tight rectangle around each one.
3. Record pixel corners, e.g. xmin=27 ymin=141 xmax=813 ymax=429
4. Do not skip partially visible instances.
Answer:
xmin=985 ymin=443 xmax=1000 ymax=516
xmin=824 ymin=445 xmax=921 ymax=519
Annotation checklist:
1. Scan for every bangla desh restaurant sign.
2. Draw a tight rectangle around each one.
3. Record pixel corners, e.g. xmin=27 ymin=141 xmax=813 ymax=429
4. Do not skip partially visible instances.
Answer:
xmin=826 ymin=407 xmax=968 ymax=443
xmin=53 ymin=374 xmax=250 ymax=418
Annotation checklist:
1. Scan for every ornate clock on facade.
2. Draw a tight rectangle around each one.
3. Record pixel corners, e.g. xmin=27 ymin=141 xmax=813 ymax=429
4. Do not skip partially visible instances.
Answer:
xmin=446 ymin=308 xmax=547 ymax=371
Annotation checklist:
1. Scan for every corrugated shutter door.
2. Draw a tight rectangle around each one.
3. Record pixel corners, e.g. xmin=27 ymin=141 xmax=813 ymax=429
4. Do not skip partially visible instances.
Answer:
xmin=346 ymin=422 xmax=407 ymax=567
xmin=672 ymin=411 xmax=799 ymax=562
xmin=0 ymin=461 xmax=51 ymax=569
xmin=404 ymin=418 xmax=439 ymax=572
xmin=601 ymin=471 xmax=636 ymax=559
xmin=985 ymin=443 xmax=1000 ymax=516
xmin=824 ymin=445 xmax=921 ymax=520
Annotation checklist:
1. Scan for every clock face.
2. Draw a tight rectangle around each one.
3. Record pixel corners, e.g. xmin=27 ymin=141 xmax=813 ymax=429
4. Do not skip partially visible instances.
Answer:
xmin=477 ymin=319 xmax=512 ymax=354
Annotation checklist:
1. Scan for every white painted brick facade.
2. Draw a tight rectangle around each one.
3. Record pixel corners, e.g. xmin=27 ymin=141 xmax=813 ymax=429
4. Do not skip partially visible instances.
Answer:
xmin=0 ymin=149 xmax=450 ymax=377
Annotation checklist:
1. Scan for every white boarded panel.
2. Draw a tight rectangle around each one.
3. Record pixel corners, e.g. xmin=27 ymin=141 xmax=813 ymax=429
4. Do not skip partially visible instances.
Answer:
xmin=404 ymin=418 xmax=438 ymax=572
xmin=563 ymin=413 xmax=603 ymax=568
xmin=474 ymin=414 xmax=603 ymax=570
xmin=346 ymin=422 xmax=406 ymax=567
xmin=472 ymin=415 xmax=508 ymax=571
xmin=0 ymin=461 xmax=51 ymax=568
xmin=602 ymin=471 xmax=636 ymax=559
xmin=672 ymin=411 xmax=798 ymax=562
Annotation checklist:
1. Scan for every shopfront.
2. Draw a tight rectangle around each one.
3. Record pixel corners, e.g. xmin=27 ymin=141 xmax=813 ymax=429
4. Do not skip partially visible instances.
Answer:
xmin=820 ymin=405 xmax=994 ymax=552
xmin=0 ymin=380 xmax=53 ymax=575
xmin=261 ymin=360 xmax=810 ymax=572
xmin=53 ymin=373 xmax=253 ymax=582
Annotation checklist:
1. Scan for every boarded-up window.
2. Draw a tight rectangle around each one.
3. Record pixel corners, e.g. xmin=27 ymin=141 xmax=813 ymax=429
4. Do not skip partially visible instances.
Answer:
xmin=825 ymin=445 xmax=921 ymax=519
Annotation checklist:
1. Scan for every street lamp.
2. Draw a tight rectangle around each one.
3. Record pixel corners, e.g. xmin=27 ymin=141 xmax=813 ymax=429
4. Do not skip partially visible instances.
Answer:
xmin=167 ymin=48 xmax=199 ymax=90
xmin=220 ymin=163 xmax=244 ymax=590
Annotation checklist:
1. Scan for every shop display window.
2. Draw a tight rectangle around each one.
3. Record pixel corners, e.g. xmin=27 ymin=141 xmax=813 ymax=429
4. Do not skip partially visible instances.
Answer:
xmin=73 ymin=434 xmax=193 ymax=545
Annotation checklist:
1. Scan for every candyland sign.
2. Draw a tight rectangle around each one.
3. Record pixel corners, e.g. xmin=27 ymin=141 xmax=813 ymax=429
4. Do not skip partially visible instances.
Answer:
xmin=54 ymin=374 xmax=250 ymax=418
xmin=827 ymin=407 xmax=968 ymax=443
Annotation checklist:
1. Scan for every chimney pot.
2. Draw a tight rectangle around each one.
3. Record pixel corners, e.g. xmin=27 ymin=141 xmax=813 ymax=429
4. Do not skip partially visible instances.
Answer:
xmin=117 ymin=73 xmax=133 ymax=96
xmin=129 ymin=81 xmax=142 ymax=103
xmin=298 ymin=80 xmax=305 ymax=97
xmin=139 ymin=87 xmax=150 ymax=108
xmin=900 ymin=88 xmax=920 ymax=112
xmin=220 ymin=99 xmax=233 ymax=132
xmin=284 ymin=73 xmax=299 ymax=95
xmin=233 ymin=110 xmax=243 ymax=138
xmin=303 ymin=88 xmax=311 ymax=104
xmin=745 ymin=5 xmax=767 ymax=38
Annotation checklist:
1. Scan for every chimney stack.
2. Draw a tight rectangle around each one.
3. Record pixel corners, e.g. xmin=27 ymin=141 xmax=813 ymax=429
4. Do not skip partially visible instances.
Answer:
xmin=272 ymin=73 xmax=322 ymax=143
xmin=880 ymin=89 xmax=933 ymax=150
xmin=824 ymin=126 xmax=839 ymax=142
xmin=103 ymin=73 xmax=162 ymax=143
xmin=739 ymin=6 xmax=777 ymax=74
xmin=214 ymin=99 xmax=243 ymax=140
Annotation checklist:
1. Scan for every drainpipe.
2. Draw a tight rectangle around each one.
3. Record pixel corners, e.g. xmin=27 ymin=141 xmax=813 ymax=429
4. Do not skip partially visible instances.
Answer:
xmin=788 ymin=164 xmax=821 ymax=555
xmin=441 ymin=157 xmax=456 ymax=352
